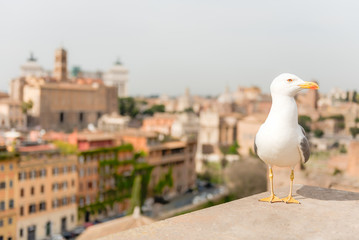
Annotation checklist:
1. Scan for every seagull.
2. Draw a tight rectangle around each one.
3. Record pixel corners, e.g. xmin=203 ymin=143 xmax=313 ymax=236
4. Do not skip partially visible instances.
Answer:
xmin=254 ymin=73 xmax=319 ymax=204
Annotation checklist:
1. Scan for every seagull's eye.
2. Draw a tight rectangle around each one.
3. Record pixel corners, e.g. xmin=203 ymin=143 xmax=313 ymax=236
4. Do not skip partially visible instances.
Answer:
xmin=287 ymin=79 xmax=293 ymax=82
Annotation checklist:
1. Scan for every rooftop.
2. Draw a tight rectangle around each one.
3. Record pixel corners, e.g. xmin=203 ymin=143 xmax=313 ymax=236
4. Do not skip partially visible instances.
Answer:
xmin=107 ymin=185 xmax=359 ymax=240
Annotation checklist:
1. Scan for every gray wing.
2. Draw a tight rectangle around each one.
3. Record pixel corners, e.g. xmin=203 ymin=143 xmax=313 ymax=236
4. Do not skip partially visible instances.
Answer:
xmin=254 ymin=136 xmax=258 ymax=156
xmin=298 ymin=125 xmax=310 ymax=163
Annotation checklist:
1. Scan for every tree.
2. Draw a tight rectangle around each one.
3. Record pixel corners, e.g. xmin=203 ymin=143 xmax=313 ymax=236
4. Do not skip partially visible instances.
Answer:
xmin=118 ymin=97 xmax=139 ymax=118
xmin=227 ymin=141 xmax=240 ymax=155
xmin=313 ymin=129 xmax=324 ymax=138
xmin=350 ymin=127 xmax=359 ymax=139
xmin=21 ymin=100 xmax=33 ymax=114
xmin=143 ymin=104 xmax=165 ymax=116
xmin=298 ymin=115 xmax=312 ymax=133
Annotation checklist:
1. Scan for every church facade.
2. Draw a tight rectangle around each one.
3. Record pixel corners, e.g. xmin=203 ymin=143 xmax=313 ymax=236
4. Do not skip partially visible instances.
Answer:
xmin=10 ymin=48 xmax=118 ymax=131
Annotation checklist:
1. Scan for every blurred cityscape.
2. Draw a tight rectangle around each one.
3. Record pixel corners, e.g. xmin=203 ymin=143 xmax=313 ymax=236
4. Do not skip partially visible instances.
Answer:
xmin=0 ymin=47 xmax=358 ymax=240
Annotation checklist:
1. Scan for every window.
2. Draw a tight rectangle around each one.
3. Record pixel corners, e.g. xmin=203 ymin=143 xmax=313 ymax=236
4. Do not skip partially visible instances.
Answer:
xmin=52 ymin=199 xmax=59 ymax=208
xmin=0 ymin=219 xmax=3 ymax=227
xmin=19 ymin=172 xmax=26 ymax=181
xmin=28 ymin=204 xmax=36 ymax=214
xmin=79 ymin=169 xmax=84 ymax=177
xmin=71 ymin=195 xmax=76 ymax=203
xmin=9 ymin=164 xmax=13 ymax=170
xmin=63 ymin=181 xmax=68 ymax=189
xmin=62 ymin=197 xmax=67 ymax=206
xmin=39 ymin=169 xmax=46 ymax=177
xmin=9 ymin=200 xmax=14 ymax=209
xmin=46 ymin=221 xmax=51 ymax=236
xmin=52 ymin=167 xmax=59 ymax=176
xmin=8 ymin=217 xmax=12 ymax=225
xmin=30 ymin=170 xmax=36 ymax=179
xmin=52 ymin=183 xmax=58 ymax=191
xmin=20 ymin=206 xmax=24 ymax=216
xmin=20 ymin=228 xmax=23 ymax=237
xmin=20 ymin=188 xmax=24 ymax=197
xmin=41 ymin=185 xmax=45 ymax=193
xmin=31 ymin=187 xmax=35 ymax=195
xmin=71 ymin=179 xmax=75 ymax=187
xmin=87 ymin=182 xmax=93 ymax=189
xmin=71 ymin=214 xmax=74 ymax=222
xmin=0 ymin=201 xmax=4 ymax=211
xmin=39 ymin=202 xmax=46 ymax=211
xmin=0 ymin=182 xmax=5 ymax=189
xmin=79 ymin=112 xmax=84 ymax=122
xmin=79 ymin=183 xmax=83 ymax=191
xmin=9 ymin=180 xmax=12 ymax=188
xmin=79 ymin=156 xmax=84 ymax=164
xmin=0 ymin=165 xmax=4 ymax=171
xmin=63 ymin=166 xmax=67 ymax=174
xmin=59 ymin=112 xmax=64 ymax=123
xmin=71 ymin=165 xmax=76 ymax=172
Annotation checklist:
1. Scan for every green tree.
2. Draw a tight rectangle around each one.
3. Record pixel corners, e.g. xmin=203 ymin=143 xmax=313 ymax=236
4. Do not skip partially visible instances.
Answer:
xmin=350 ymin=127 xmax=359 ymax=138
xmin=227 ymin=141 xmax=240 ymax=155
xmin=298 ymin=115 xmax=312 ymax=133
xmin=53 ymin=141 xmax=77 ymax=154
xmin=118 ymin=97 xmax=139 ymax=118
xmin=143 ymin=104 xmax=165 ymax=116
xmin=21 ymin=100 xmax=33 ymax=114
xmin=313 ymin=129 xmax=324 ymax=138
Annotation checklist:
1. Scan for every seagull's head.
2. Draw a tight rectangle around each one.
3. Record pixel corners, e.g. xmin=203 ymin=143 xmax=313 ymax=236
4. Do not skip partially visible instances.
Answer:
xmin=270 ymin=73 xmax=319 ymax=97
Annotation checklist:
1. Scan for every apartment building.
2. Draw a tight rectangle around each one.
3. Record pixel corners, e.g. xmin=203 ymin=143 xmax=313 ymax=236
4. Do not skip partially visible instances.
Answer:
xmin=0 ymin=153 xmax=18 ymax=240
xmin=16 ymin=144 xmax=78 ymax=240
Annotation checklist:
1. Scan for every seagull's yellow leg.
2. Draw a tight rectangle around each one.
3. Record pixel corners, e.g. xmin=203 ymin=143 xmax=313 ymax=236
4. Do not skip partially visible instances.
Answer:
xmin=281 ymin=169 xmax=300 ymax=204
xmin=259 ymin=166 xmax=282 ymax=203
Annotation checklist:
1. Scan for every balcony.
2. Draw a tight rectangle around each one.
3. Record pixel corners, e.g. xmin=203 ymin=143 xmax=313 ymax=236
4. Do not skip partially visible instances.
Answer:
xmin=105 ymin=185 xmax=359 ymax=240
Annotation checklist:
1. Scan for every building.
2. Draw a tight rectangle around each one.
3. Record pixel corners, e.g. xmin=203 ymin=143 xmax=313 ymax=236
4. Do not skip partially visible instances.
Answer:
xmin=0 ymin=152 xmax=18 ymax=240
xmin=195 ymin=111 xmax=241 ymax=172
xmin=10 ymin=48 xmax=118 ymax=131
xmin=77 ymin=144 xmax=134 ymax=223
xmin=20 ymin=53 xmax=46 ymax=78
xmin=171 ymin=112 xmax=199 ymax=139
xmin=103 ymin=60 xmax=129 ymax=97
xmin=0 ymin=97 xmax=26 ymax=130
xmin=142 ymin=113 xmax=177 ymax=136
xmin=97 ymin=113 xmax=130 ymax=132
xmin=118 ymin=129 xmax=196 ymax=198
xmin=68 ymin=131 xmax=115 ymax=151
xmin=176 ymin=88 xmax=193 ymax=112
xmin=16 ymin=144 xmax=78 ymax=240
xmin=237 ymin=114 xmax=267 ymax=156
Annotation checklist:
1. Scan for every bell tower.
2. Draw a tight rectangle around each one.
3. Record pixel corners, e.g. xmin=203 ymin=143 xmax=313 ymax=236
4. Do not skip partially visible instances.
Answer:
xmin=53 ymin=48 xmax=67 ymax=82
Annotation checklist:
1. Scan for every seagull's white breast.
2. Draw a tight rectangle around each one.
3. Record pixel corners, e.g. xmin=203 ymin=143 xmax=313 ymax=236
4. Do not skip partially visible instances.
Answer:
xmin=255 ymin=95 xmax=302 ymax=168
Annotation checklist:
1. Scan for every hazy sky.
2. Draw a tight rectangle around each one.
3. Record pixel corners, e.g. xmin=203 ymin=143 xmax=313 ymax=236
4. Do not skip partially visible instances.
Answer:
xmin=1 ymin=0 xmax=359 ymax=96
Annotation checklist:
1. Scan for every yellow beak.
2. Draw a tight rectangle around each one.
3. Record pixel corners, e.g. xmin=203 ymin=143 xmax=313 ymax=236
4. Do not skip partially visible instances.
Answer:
xmin=298 ymin=81 xmax=319 ymax=90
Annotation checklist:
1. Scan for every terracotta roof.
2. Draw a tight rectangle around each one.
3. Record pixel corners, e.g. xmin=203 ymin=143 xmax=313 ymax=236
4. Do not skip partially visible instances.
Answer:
xmin=116 ymin=129 xmax=157 ymax=138
xmin=77 ymin=132 xmax=115 ymax=141
xmin=18 ymin=144 xmax=57 ymax=153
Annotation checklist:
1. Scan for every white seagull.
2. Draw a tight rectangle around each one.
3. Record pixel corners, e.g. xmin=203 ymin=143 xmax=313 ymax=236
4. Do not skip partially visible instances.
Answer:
xmin=254 ymin=73 xmax=319 ymax=204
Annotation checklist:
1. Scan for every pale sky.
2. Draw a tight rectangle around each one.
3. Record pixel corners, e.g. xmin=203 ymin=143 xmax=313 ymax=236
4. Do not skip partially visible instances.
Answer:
xmin=1 ymin=0 xmax=359 ymax=96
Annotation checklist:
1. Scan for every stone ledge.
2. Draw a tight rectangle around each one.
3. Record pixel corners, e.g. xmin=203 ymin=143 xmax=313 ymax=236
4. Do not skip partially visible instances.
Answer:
xmin=101 ymin=185 xmax=359 ymax=240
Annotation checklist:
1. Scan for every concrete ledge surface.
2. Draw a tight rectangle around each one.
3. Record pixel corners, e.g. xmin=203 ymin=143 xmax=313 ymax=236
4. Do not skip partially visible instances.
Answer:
xmin=100 ymin=185 xmax=359 ymax=240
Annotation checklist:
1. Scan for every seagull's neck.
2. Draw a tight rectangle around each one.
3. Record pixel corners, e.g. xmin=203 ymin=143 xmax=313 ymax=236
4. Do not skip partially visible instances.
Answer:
xmin=266 ymin=94 xmax=298 ymax=126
